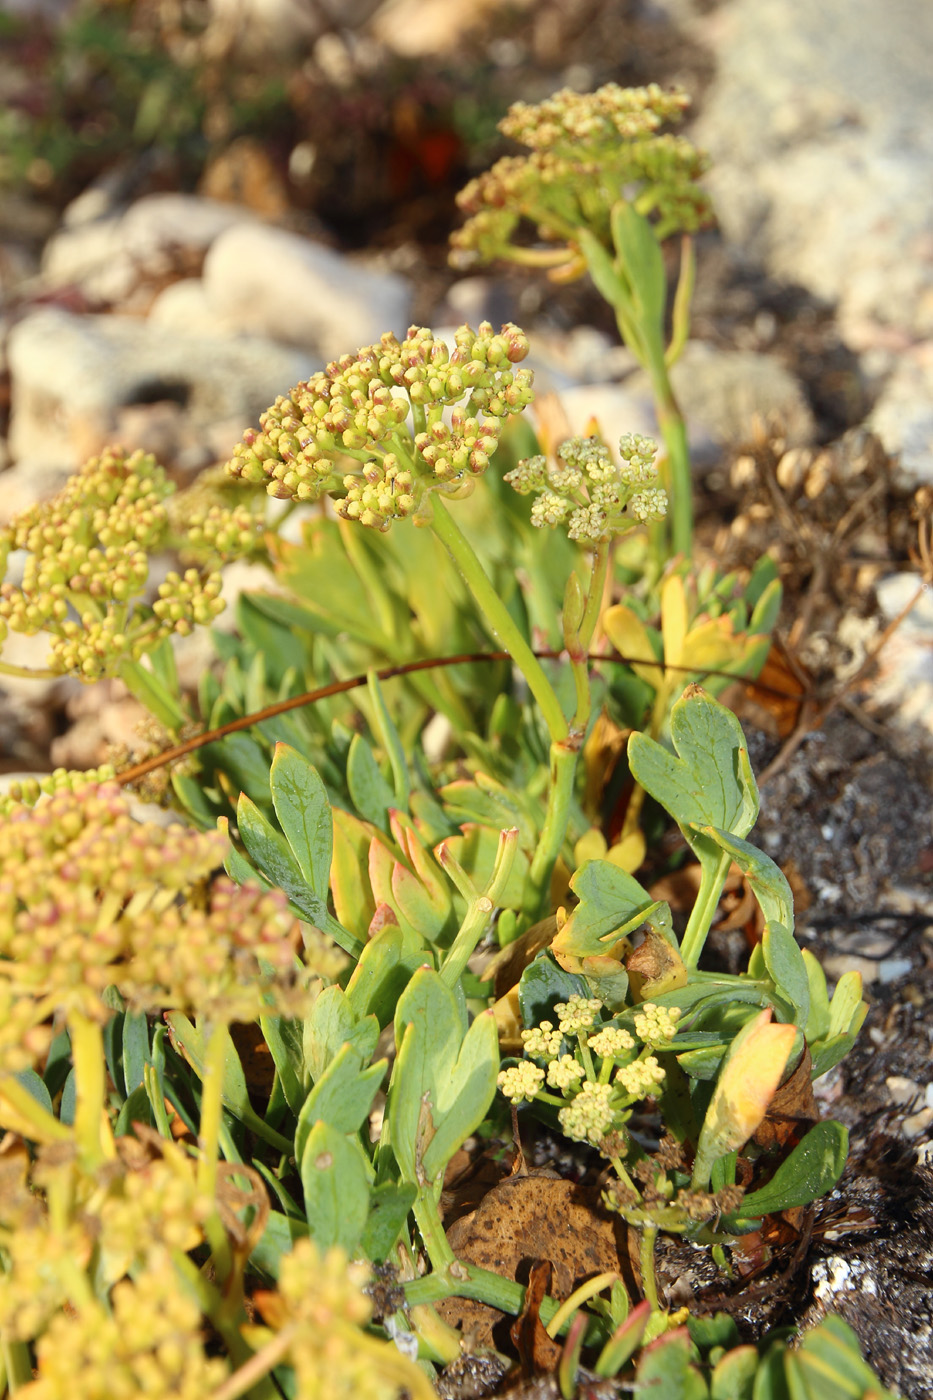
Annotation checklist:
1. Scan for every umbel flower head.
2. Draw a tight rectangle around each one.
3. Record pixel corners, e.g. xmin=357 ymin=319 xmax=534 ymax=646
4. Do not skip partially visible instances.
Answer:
xmin=16 ymin=1259 xmax=229 ymax=1400
xmin=0 ymin=782 xmax=338 ymax=1027
xmin=451 ymin=82 xmax=713 ymax=273
xmin=505 ymin=433 xmax=668 ymax=544
xmin=255 ymin=1237 xmax=433 ymax=1400
xmin=0 ymin=446 xmax=265 ymax=680
xmin=225 ymin=322 xmax=534 ymax=529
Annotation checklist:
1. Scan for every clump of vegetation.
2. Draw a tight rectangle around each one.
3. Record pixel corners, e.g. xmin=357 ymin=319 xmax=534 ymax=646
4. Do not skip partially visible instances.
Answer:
xmin=0 ymin=83 xmax=896 ymax=1400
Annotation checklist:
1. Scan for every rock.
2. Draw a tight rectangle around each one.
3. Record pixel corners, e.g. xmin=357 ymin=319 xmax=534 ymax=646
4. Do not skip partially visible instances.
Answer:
xmin=868 ymin=345 xmax=933 ymax=485
xmin=205 ymin=0 xmax=381 ymax=53
xmin=201 ymin=223 xmax=412 ymax=359
xmin=531 ymin=341 xmax=813 ymax=468
xmin=692 ymin=0 xmax=933 ymax=338
xmin=667 ymin=342 xmax=814 ymax=455
xmin=872 ymin=572 xmax=933 ymax=736
xmin=41 ymin=194 xmax=261 ymax=303
xmin=148 ymin=278 xmax=233 ymax=336
xmin=6 ymin=306 xmax=317 ymax=470
xmin=371 ymin=0 xmax=531 ymax=57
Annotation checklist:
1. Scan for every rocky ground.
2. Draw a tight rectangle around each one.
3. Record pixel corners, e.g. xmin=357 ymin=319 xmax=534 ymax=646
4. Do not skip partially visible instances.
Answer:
xmin=1 ymin=0 xmax=932 ymax=1394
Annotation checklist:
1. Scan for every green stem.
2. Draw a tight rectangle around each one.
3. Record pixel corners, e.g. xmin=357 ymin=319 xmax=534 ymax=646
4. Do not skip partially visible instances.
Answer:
xmin=196 ymin=1021 xmax=234 ymax=1282
xmin=440 ymin=827 xmax=518 ymax=987
xmin=639 ymin=1225 xmax=661 ymax=1313
xmin=1 ymin=1333 xmax=34 ymax=1393
xmin=679 ymin=848 xmax=733 ymax=970
xmin=644 ymin=356 xmax=692 ymax=559
xmin=0 ymin=660 xmax=60 ymax=680
xmin=69 ymin=1011 xmax=112 ymax=1170
xmin=579 ymin=543 xmax=610 ymax=654
xmin=412 ymin=1185 xmax=456 ymax=1272
xmin=404 ymin=1262 xmax=565 ymax=1332
xmin=521 ymin=740 xmax=580 ymax=919
xmin=427 ymin=496 xmax=568 ymax=744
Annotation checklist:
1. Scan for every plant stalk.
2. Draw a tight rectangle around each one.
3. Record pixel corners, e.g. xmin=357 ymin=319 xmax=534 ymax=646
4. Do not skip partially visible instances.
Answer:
xmin=427 ymin=496 xmax=568 ymax=744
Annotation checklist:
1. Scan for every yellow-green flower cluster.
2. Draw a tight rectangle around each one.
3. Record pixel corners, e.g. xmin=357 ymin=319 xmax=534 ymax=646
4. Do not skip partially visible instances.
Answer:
xmin=553 ymin=994 xmax=603 ymax=1035
xmin=558 ymin=1080 xmax=615 ymax=1144
xmin=633 ymin=1002 xmax=681 ymax=1047
xmin=261 ymin=1239 xmax=429 ymax=1400
xmin=225 ymin=323 xmax=534 ymax=529
xmin=0 ymin=1140 xmax=212 ymax=1346
xmin=498 ymin=1060 xmax=546 ymax=1105
xmin=0 ymin=781 xmax=329 ymax=1027
xmin=587 ymin=1025 xmax=636 ymax=1059
xmin=0 ymin=1220 xmax=91 ymax=1343
xmin=499 ymin=997 xmax=677 ymax=1146
xmin=520 ymin=1019 xmax=563 ymax=1060
xmin=17 ymin=1261 xmax=229 ymax=1400
xmin=451 ymin=83 xmax=712 ymax=268
xmin=0 ymin=447 xmax=262 ymax=680
xmin=505 ymin=434 xmax=667 ymax=545
xmin=615 ymin=1055 xmax=666 ymax=1098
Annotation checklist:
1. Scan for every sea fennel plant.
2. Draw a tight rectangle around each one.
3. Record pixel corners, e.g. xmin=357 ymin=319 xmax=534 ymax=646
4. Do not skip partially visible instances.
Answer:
xmin=0 ymin=87 xmax=893 ymax=1398
xmin=452 ymin=82 xmax=713 ymax=559
xmin=0 ymin=309 xmax=888 ymax=1397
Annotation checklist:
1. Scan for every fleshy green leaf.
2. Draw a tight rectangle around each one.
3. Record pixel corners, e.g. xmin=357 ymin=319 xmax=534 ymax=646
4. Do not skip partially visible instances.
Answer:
xmin=303 ymin=985 xmax=380 ymax=1084
xmin=347 ymin=733 xmax=397 ymax=832
xmin=388 ymin=968 xmax=498 ymax=1187
xmin=628 ymin=689 xmax=759 ymax=839
xmin=294 ymin=1042 xmax=386 ymax=1162
xmin=726 ymin=1121 xmax=848 ymax=1223
xmin=760 ymin=923 xmax=809 ymax=1028
xmin=696 ymin=828 xmax=794 ymax=931
xmin=517 ymin=953 xmax=591 ymax=1033
xmin=710 ymin=1344 xmax=759 ymax=1400
xmin=300 ymin=1120 xmax=372 ymax=1253
xmin=259 ymin=1014 xmax=306 ymax=1115
xmin=359 ymin=1181 xmax=418 ymax=1263
xmin=552 ymin=859 xmax=659 ymax=961
xmin=122 ymin=1010 xmax=150 ymax=1097
xmin=270 ymin=744 xmax=333 ymax=895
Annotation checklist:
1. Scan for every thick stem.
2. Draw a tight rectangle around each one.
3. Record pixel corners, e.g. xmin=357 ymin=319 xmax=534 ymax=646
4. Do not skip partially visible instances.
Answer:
xmin=521 ymin=740 xmax=580 ymax=919
xmin=639 ymin=1225 xmax=661 ymax=1313
xmin=404 ymin=1262 xmax=564 ymax=1332
xmin=679 ymin=848 xmax=733 ymax=971
xmin=646 ymin=360 xmax=692 ymax=559
xmin=69 ymin=1011 xmax=115 ymax=1169
xmin=427 ymin=496 xmax=568 ymax=744
xmin=2 ymin=1333 xmax=34 ymax=1392
xmin=412 ymin=1184 xmax=457 ymax=1273
xmin=441 ymin=827 xmax=518 ymax=987
xmin=196 ymin=1021 xmax=234 ymax=1282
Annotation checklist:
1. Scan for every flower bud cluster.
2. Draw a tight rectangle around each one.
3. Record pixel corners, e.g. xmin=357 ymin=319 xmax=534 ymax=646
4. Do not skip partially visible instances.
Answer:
xmin=225 ymin=323 xmax=534 ymax=529
xmin=498 ymin=992 xmax=680 ymax=1147
xmin=19 ymin=1259 xmax=228 ymax=1400
xmin=505 ymin=434 xmax=667 ymax=545
xmin=633 ymin=1002 xmax=681 ymax=1047
xmin=452 ymin=83 xmax=713 ymax=268
xmin=0 ymin=765 xmax=117 ymax=819
xmin=258 ymin=1238 xmax=424 ymax=1399
xmin=0 ymin=782 xmax=330 ymax=1028
xmin=0 ymin=447 xmax=261 ymax=680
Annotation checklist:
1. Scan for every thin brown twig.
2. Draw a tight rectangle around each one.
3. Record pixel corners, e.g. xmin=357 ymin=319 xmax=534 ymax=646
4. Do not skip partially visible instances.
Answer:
xmin=111 ymin=647 xmax=806 ymax=788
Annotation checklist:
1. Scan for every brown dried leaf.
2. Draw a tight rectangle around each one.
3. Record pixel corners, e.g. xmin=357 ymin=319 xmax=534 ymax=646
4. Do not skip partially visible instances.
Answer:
xmin=510 ymin=1259 xmax=562 ymax=1375
xmin=436 ymin=1175 xmax=637 ymax=1350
